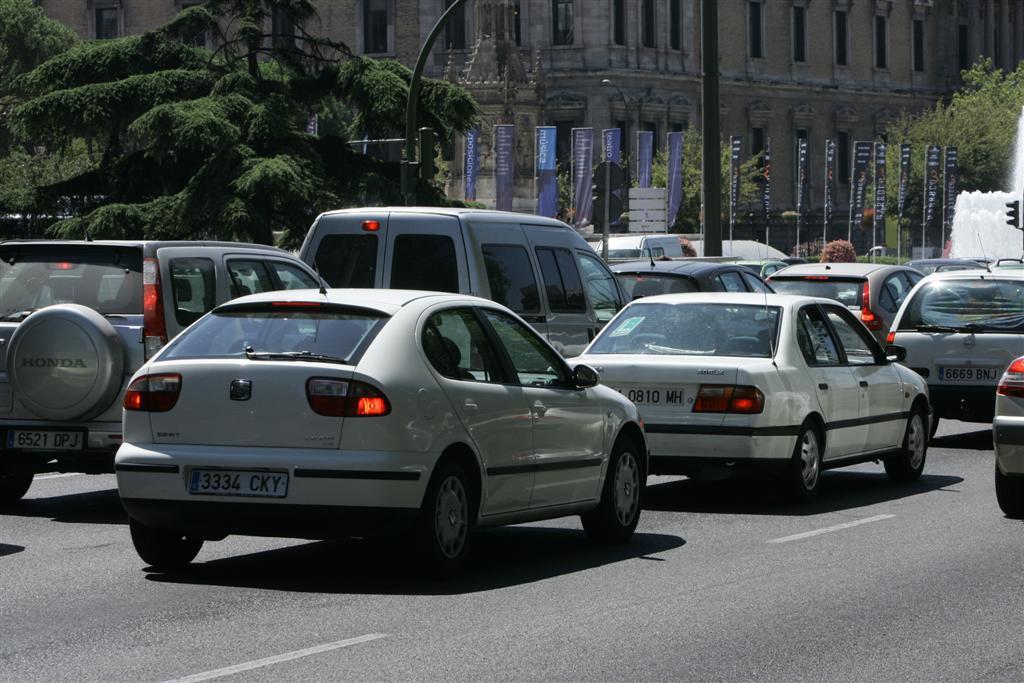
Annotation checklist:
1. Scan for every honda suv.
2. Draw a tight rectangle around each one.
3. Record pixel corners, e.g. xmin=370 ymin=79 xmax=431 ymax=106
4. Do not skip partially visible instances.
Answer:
xmin=0 ymin=240 xmax=323 ymax=502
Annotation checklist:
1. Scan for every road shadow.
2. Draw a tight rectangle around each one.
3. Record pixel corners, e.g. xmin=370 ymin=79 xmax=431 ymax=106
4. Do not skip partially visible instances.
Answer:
xmin=931 ymin=428 xmax=993 ymax=451
xmin=0 ymin=488 xmax=126 ymax=525
xmin=0 ymin=543 xmax=26 ymax=558
xmin=145 ymin=526 xmax=685 ymax=595
xmin=644 ymin=470 xmax=964 ymax=517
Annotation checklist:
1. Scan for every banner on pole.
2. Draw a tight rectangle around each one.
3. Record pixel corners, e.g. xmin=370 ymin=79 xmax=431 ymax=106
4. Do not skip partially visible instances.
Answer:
xmin=667 ymin=131 xmax=685 ymax=228
xmin=730 ymin=136 xmax=742 ymax=238
xmin=924 ymin=145 xmax=941 ymax=228
xmin=824 ymin=139 xmax=835 ymax=238
xmin=898 ymin=143 xmax=911 ymax=219
xmin=464 ymin=127 xmax=480 ymax=201
xmin=850 ymin=141 xmax=872 ymax=236
xmin=637 ymin=131 xmax=654 ymax=188
xmin=761 ymin=137 xmax=772 ymax=231
xmin=797 ymin=138 xmax=808 ymax=247
xmin=874 ymin=142 xmax=887 ymax=246
xmin=536 ymin=126 xmax=557 ymax=218
xmin=572 ymin=128 xmax=594 ymax=228
xmin=603 ymin=128 xmax=621 ymax=163
xmin=493 ymin=124 xmax=515 ymax=211
xmin=943 ymin=146 xmax=959 ymax=235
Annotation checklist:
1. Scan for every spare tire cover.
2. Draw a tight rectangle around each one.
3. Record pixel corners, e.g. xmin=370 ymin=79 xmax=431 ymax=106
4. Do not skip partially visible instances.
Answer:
xmin=7 ymin=304 xmax=125 ymax=421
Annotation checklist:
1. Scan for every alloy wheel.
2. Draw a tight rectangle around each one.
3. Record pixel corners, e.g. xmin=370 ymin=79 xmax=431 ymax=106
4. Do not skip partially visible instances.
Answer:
xmin=613 ymin=451 xmax=640 ymax=526
xmin=434 ymin=475 xmax=468 ymax=559
xmin=801 ymin=430 xmax=820 ymax=490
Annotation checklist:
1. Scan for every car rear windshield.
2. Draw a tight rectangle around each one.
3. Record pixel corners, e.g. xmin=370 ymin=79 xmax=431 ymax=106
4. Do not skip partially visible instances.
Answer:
xmin=898 ymin=279 xmax=1024 ymax=332
xmin=160 ymin=304 xmax=389 ymax=363
xmin=0 ymin=244 xmax=143 ymax=320
xmin=769 ymin=276 xmax=863 ymax=307
xmin=616 ymin=273 xmax=699 ymax=299
xmin=590 ymin=302 xmax=781 ymax=357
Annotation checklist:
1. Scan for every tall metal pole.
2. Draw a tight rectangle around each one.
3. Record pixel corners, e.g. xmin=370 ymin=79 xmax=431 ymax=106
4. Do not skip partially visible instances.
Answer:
xmin=402 ymin=0 xmax=469 ymax=205
xmin=701 ymin=0 xmax=722 ymax=256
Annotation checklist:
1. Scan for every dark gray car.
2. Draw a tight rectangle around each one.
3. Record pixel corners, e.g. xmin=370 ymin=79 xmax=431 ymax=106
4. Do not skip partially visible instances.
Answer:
xmin=611 ymin=260 xmax=773 ymax=300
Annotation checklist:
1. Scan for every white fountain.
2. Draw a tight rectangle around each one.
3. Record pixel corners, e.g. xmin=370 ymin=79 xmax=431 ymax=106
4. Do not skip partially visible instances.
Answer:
xmin=949 ymin=106 xmax=1024 ymax=260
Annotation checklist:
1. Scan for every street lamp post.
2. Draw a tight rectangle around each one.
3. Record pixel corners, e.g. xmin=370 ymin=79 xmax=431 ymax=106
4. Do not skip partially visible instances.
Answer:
xmin=701 ymin=0 xmax=722 ymax=256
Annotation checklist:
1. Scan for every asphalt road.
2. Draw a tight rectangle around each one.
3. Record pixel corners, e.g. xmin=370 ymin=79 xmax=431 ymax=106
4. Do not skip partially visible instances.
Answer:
xmin=2 ymin=421 xmax=1022 ymax=682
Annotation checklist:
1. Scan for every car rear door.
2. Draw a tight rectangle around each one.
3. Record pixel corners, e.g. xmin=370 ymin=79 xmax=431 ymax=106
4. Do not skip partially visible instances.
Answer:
xmin=301 ymin=211 xmax=388 ymax=287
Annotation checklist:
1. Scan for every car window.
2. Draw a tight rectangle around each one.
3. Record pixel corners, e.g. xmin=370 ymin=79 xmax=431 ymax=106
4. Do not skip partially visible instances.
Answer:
xmin=616 ymin=272 xmax=699 ymax=299
xmin=796 ymin=307 xmax=842 ymax=366
xmin=481 ymin=244 xmax=540 ymax=313
xmin=879 ymin=272 xmax=913 ymax=313
xmin=576 ymin=251 xmax=622 ymax=321
xmin=769 ymin=276 xmax=864 ymax=307
xmin=535 ymin=247 xmax=586 ymax=313
xmin=390 ymin=234 xmax=459 ymax=293
xmin=227 ymin=259 xmax=275 ymax=298
xmin=170 ymin=258 xmax=216 ymax=326
xmin=482 ymin=309 xmax=571 ymax=388
xmin=824 ymin=307 xmax=879 ymax=365
xmin=740 ymin=271 xmax=769 ymax=293
xmin=269 ymin=261 xmax=319 ymax=290
xmin=422 ymin=308 xmax=506 ymax=383
xmin=906 ymin=270 xmax=924 ymax=285
xmin=898 ymin=278 xmax=1024 ymax=332
xmin=314 ymin=234 xmax=378 ymax=287
xmin=717 ymin=271 xmax=746 ymax=292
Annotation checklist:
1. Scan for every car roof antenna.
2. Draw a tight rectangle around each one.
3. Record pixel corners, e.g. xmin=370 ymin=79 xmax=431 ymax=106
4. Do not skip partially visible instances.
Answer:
xmin=975 ymin=235 xmax=991 ymax=272
xmin=312 ymin=262 xmax=328 ymax=295
xmin=761 ymin=235 xmax=777 ymax=366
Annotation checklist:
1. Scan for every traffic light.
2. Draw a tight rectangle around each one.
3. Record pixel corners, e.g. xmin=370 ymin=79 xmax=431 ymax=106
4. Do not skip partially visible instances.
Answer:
xmin=1007 ymin=199 xmax=1021 ymax=230
xmin=418 ymin=127 xmax=437 ymax=186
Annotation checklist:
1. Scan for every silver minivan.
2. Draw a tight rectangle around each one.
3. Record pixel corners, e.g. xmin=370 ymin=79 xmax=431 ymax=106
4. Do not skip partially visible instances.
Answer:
xmin=298 ymin=208 xmax=625 ymax=357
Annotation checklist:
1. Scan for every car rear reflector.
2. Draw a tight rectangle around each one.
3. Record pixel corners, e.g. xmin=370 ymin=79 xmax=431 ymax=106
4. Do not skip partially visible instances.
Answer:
xmin=997 ymin=358 xmax=1024 ymax=398
xmin=124 ymin=373 xmax=182 ymax=412
xmin=886 ymin=331 xmax=896 ymax=344
xmin=693 ymin=385 xmax=765 ymax=414
xmin=362 ymin=220 xmax=381 ymax=232
xmin=306 ymin=377 xmax=390 ymax=417
xmin=142 ymin=258 xmax=168 ymax=359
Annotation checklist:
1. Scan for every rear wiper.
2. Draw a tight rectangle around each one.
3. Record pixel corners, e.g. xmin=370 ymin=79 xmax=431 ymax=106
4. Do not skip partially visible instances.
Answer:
xmin=244 ymin=347 xmax=349 ymax=365
xmin=913 ymin=324 xmax=958 ymax=333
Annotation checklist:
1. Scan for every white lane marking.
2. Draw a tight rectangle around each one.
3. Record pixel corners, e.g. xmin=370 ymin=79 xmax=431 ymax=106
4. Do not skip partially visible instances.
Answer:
xmin=767 ymin=514 xmax=895 ymax=544
xmin=161 ymin=633 xmax=388 ymax=683
xmin=35 ymin=473 xmax=84 ymax=480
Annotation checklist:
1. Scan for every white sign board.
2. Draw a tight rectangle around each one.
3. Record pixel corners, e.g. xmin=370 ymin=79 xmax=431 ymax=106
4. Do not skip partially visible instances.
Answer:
xmin=628 ymin=188 xmax=668 ymax=232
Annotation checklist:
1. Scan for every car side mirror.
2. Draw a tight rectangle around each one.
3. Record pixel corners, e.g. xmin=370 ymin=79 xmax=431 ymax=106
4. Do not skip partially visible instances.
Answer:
xmin=885 ymin=344 xmax=907 ymax=363
xmin=572 ymin=364 xmax=600 ymax=389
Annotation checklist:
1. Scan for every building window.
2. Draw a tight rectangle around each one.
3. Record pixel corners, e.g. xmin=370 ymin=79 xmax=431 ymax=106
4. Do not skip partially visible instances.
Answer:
xmin=751 ymin=127 xmax=766 ymax=163
xmin=670 ymin=0 xmax=682 ymax=50
xmin=837 ymin=131 xmax=851 ymax=184
xmin=553 ymin=0 xmax=574 ymax=46
xmin=271 ymin=5 xmax=295 ymax=49
xmin=912 ymin=19 xmax=924 ymax=72
xmin=513 ymin=1 xmax=522 ymax=46
xmin=792 ymin=6 xmax=807 ymax=63
xmin=444 ymin=0 xmax=466 ymax=50
xmin=641 ymin=0 xmax=655 ymax=48
xmin=874 ymin=15 xmax=888 ymax=69
xmin=613 ymin=0 xmax=626 ymax=46
xmin=95 ymin=6 xmax=118 ymax=39
xmin=748 ymin=1 xmax=764 ymax=59
xmin=834 ymin=10 xmax=848 ymax=66
xmin=363 ymin=0 xmax=389 ymax=54
xmin=957 ymin=24 xmax=970 ymax=71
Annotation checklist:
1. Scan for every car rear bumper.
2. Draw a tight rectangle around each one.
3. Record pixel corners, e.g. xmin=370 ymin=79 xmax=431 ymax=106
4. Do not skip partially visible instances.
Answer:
xmin=927 ymin=385 xmax=996 ymax=422
xmin=643 ymin=426 xmax=794 ymax=477
xmin=994 ymin=416 xmax=1024 ymax=477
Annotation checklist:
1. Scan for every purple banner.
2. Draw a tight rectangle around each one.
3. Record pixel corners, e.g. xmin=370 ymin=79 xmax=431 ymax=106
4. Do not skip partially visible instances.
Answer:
xmin=536 ymin=126 xmax=557 ymax=218
xmin=761 ymin=136 xmax=772 ymax=228
xmin=849 ymin=141 xmax=872 ymax=238
xmin=824 ymin=139 xmax=835 ymax=238
xmin=924 ymin=145 xmax=941 ymax=227
xmin=464 ymin=126 xmax=479 ymax=201
xmin=667 ymin=131 xmax=684 ymax=228
xmin=493 ymin=124 xmax=514 ymax=211
xmin=730 ymin=136 xmax=742 ymax=236
xmin=572 ymin=128 xmax=594 ymax=228
xmin=637 ymin=131 xmax=654 ymax=188
xmin=874 ymin=142 xmax=887 ymax=247
xmin=797 ymin=138 xmax=809 ymax=244
xmin=943 ymin=147 xmax=958 ymax=235
xmin=603 ymin=128 xmax=621 ymax=163
xmin=898 ymin=143 xmax=911 ymax=219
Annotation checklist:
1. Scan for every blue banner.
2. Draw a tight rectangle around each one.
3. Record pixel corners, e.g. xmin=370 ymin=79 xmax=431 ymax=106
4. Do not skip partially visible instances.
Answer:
xmin=536 ymin=126 xmax=557 ymax=218
xmin=797 ymin=138 xmax=808 ymax=248
xmin=602 ymin=128 xmax=621 ymax=163
xmin=667 ymin=131 xmax=684 ymax=228
xmin=637 ymin=131 xmax=654 ymax=188
xmin=924 ymin=145 xmax=941 ymax=228
xmin=572 ymin=128 xmax=594 ymax=228
xmin=494 ymin=124 xmax=515 ymax=211
xmin=824 ymin=139 xmax=835 ymax=233
xmin=464 ymin=127 xmax=479 ymax=201
xmin=943 ymin=146 xmax=958 ymax=235
xmin=730 ymin=136 xmax=742 ymax=237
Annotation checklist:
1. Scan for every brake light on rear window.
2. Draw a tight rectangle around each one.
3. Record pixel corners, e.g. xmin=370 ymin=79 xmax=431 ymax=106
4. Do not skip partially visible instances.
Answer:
xmin=306 ymin=378 xmax=391 ymax=417
xmin=143 ymin=258 xmax=168 ymax=358
xmin=693 ymin=385 xmax=765 ymax=414
xmin=803 ymin=276 xmax=830 ymax=281
xmin=362 ymin=220 xmax=381 ymax=232
xmin=860 ymin=281 xmax=883 ymax=331
xmin=124 ymin=374 xmax=182 ymax=412
xmin=997 ymin=358 xmax=1024 ymax=398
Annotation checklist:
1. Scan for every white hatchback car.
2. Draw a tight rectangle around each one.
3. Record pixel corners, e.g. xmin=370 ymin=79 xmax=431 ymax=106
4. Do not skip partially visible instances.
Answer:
xmin=994 ymin=357 xmax=1024 ymax=518
xmin=115 ymin=290 xmax=646 ymax=574
xmin=576 ymin=293 xmax=930 ymax=500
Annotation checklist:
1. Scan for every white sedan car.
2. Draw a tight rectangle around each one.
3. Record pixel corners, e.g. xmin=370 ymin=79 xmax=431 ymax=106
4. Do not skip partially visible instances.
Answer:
xmin=115 ymin=290 xmax=646 ymax=574
xmin=994 ymin=357 xmax=1024 ymax=518
xmin=576 ymin=293 xmax=930 ymax=500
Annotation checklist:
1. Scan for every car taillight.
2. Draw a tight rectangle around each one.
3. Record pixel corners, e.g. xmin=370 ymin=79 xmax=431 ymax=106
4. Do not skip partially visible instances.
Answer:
xmin=693 ymin=385 xmax=765 ymax=414
xmin=124 ymin=374 xmax=182 ymax=412
xmin=886 ymin=331 xmax=896 ymax=344
xmin=860 ymin=281 xmax=883 ymax=330
xmin=143 ymin=258 xmax=167 ymax=359
xmin=306 ymin=378 xmax=391 ymax=417
xmin=997 ymin=357 xmax=1024 ymax=398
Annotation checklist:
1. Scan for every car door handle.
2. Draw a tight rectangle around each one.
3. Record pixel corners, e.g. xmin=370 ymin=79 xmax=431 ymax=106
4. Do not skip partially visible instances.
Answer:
xmin=818 ymin=383 xmax=829 ymax=391
xmin=462 ymin=399 xmax=478 ymax=413
xmin=859 ymin=381 xmax=869 ymax=388
xmin=531 ymin=401 xmax=547 ymax=418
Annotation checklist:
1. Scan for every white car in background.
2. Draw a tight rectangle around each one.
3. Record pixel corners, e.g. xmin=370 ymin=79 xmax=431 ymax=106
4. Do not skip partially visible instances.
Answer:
xmin=576 ymin=293 xmax=930 ymax=500
xmin=886 ymin=271 xmax=1024 ymax=437
xmin=994 ymin=357 xmax=1024 ymax=518
xmin=115 ymin=290 xmax=646 ymax=575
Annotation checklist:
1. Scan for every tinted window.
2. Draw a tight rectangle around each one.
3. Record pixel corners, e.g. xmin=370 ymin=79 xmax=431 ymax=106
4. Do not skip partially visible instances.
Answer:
xmin=390 ymin=234 xmax=459 ymax=293
xmin=740 ymin=271 xmax=769 ymax=293
xmin=824 ymin=308 xmax=878 ymax=365
xmin=577 ymin=252 xmax=622 ymax=321
xmin=0 ymin=245 xmax=142 ymax=319
xmin=170 ymin=258 xmax=216 ymax=326
xmin=314 ymin=234 xmax=378 ymax=287
xmin=589 ymin=303 xmax=780 ymax=358
xmin=228 ymin=259 xmax=275 ymax=297
xmin=879 ymin=272 xmax=913 ymax=313
xmin=483 ymin=309 xmax=570 ymax=387
xmin=536 ymin=247 xmax=585 ymax=312
xmin=481 ymin=244 xmax=540 ymax=313
xmin=796 ymin=307 xmax=841 ymax=366
xmin=769 ymin=276 xmax=864 ymax=307
xmin=898 ymin=279 xmax=1024 ymax=332
xmin=422 ymin=308 xmax=506 ymax=383
xmin=616 ymin=273 xmax=698 ymax=299
xmin=270 ymin=261 xmax=319 ymax=290
xmin=718 ymin=271 xmax=746 ymax=292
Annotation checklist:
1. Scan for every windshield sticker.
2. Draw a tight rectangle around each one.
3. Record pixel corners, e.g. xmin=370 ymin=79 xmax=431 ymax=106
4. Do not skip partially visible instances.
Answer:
xmin=611 ymin=316 xmax=645 ymax=336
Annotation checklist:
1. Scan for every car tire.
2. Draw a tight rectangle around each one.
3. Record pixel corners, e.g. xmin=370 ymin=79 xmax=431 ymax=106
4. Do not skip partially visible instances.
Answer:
xmin=129 ymin=517 xmax=203 ymax=570
xmin=786 ymin=422 xmax=823 ymax=502
xmin=0 ymin=461 xmax=34 ymax=504
xmin=995 ymin=462 xmax=1024 ymax=519
xmin=415 ymin=459 xmax=473 ymax=577
xmin=884 ymin=408 xmax=928 ymax=483
xmin=581 ymin=437 xmax=643 ymax=543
